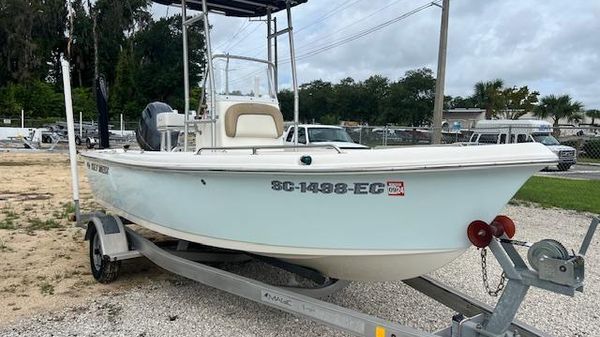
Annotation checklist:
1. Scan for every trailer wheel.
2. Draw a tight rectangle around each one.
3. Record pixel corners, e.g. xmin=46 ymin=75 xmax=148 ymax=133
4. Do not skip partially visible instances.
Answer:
xmin=89 ymin=225 xmax=121 ymax=283
xmin=86 ymin=137 xmax=93 ymax=149
xmin=75 ymin=135 xmax=81 ymax=146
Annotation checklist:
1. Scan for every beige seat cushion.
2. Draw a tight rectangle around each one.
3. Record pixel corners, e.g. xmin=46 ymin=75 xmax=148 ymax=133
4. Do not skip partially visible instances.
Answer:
xmin=224 ymin=103 xmax=284 ymax=138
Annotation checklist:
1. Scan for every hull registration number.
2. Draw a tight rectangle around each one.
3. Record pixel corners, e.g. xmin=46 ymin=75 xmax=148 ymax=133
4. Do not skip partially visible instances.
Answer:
xmin=271 ymin=180 xmax=404 ymax=196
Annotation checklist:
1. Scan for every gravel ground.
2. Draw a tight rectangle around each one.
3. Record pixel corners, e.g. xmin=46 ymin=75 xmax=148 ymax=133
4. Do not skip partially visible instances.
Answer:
xmin=1 ymin=205 xmax=598 ymax=337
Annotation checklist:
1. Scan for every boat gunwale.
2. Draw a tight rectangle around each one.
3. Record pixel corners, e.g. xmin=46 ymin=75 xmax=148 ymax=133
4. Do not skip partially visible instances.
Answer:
xmin=80 ymin=152 xmax=557 ymax=174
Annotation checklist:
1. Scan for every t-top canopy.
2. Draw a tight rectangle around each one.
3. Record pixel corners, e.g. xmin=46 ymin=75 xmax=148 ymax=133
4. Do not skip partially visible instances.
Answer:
xmin=153 ymin=0 xmax=307 ymax=17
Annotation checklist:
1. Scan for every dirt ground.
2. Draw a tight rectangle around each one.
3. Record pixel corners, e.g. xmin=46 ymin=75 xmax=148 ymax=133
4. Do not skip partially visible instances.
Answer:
xmin=0 ymin=151 xmax=170 ymax=327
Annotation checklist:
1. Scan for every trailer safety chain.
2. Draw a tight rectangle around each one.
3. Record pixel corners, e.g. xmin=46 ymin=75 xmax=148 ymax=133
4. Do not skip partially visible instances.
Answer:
xmin=480 ymin=248 xmax=507 ymax=297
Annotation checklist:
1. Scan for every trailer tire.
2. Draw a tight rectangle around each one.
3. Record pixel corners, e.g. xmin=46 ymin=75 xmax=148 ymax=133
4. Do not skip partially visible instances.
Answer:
xmin=89 ymin=225 xmax=121 ymax=284
xmin=75 ymin=136 xmax=81 ymax=146
xmin=86 ymin=137 xmax=93 ymax=149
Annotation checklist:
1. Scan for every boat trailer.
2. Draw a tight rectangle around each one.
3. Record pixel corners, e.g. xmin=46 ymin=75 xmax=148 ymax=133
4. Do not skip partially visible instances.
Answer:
xmin=82 ymin=213 xmax=598 ymax=337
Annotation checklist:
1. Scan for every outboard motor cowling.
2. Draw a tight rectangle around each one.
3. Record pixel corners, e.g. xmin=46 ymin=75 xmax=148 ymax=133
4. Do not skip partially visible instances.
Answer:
xmin=136 ymin=102 xmax=179 ymax=151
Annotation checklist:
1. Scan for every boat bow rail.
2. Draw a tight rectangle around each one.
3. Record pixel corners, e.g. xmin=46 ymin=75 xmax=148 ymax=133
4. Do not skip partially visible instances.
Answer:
xmin=195 ymin=144 xmax=342 ymax=155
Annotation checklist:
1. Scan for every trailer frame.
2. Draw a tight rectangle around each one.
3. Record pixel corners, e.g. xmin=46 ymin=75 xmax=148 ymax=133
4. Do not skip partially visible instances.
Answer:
xmin=83 ymin=213 xmax=598 ymax=337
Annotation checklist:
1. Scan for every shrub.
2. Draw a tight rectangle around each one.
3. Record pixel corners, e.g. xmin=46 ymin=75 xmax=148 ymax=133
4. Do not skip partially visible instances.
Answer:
xmin=560 ymin=140 xmax=580 ymax=150
xmin=582 ymin=139 xmax=600 ymax=159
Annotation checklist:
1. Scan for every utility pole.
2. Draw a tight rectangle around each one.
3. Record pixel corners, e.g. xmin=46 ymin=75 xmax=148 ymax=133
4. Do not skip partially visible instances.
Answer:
xmin=432 ymin=0 xmax=449 ymax=144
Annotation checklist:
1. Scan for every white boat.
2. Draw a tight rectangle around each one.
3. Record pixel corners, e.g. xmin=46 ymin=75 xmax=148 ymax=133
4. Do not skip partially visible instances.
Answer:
xmin=81 ymin=0 xmax=557 ymax=281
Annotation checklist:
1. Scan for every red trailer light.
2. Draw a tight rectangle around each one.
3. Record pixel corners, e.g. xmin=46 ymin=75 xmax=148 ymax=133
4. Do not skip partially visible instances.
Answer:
xmin=467 ymin=220 xmax=493 ymax=248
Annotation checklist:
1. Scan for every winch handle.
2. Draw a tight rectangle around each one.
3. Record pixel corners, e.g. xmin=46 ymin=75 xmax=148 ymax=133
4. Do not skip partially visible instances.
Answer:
xmin=579 ymin=217 xmax=599 ymax=256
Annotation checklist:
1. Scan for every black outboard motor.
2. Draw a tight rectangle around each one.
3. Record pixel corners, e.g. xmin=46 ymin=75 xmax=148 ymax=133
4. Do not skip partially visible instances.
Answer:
xmin=135 ymin=102 xmax=179 ymax=151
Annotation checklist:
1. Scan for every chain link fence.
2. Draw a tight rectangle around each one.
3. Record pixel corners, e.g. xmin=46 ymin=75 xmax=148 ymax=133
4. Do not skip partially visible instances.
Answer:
xmin=1 ymin=116 xmax=138 ymax=131
xmin=1 ymin=117 xmax=139 ymax=149
xmin=2 ymin=114 xmax=600 ymax=165
xmin=342 ymin=124 xmax=600 ymax=165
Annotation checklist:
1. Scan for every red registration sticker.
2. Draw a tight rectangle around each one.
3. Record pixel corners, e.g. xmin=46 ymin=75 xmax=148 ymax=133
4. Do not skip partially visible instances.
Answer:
xmin=387 ymin=181 xmax=405 ymax=196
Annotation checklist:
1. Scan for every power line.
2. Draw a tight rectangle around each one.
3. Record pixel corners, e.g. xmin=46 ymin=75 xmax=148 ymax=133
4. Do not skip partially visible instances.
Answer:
xmin=224 ymin=22 xmax=262 ymax=52
xmin=280 ymin=1 xmax=438 ymax=63
xmin=237 ymin=0 xmax=364 ymax=58
xmin=294 ymin=0 xmax=362 ymax=34
xmin=243 ymin=0 xmax=409 ymax=59
xmin=212 ymin=0 xmax=438 ymax=91
xmin=292 ymin=0 xmax=409 ymax=53
xmin=215 ymin=20 xmax=250 ymax=51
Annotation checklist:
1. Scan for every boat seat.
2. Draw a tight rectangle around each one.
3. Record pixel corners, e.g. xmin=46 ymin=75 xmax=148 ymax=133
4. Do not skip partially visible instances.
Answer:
xmin=224 ymin=103 xmax=284 ymax=138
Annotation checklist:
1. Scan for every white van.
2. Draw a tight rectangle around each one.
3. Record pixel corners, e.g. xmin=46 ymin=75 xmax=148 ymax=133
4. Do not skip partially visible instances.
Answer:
xmin=470 ymin=120 xmax=576 ymax=171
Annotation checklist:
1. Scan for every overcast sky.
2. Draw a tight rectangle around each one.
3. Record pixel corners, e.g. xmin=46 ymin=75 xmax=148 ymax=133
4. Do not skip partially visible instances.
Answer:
xmin=151 ymin=0 xmax=600 ymax=109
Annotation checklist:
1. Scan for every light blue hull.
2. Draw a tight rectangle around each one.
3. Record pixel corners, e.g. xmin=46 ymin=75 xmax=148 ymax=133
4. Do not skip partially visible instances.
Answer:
xmin=85 ymin=161 xmax=534 ymax=252
xmin=83 ymin=153 xmax=548 ymax=281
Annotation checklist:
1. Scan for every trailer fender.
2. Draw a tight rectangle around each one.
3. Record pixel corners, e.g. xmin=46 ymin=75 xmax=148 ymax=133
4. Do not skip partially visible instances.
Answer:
xmin=85 ymin=215 xmax=129 ymax=260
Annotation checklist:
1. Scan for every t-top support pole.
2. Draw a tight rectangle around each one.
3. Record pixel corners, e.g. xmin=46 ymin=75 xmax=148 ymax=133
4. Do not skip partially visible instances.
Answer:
xmin=432 ymin=0 xmax=449 ymax=145
xmin=225 ymin=54 xmax=230 ymax=95
xmin=60 ymin=57 xmax=82 ymax=227
xmin=202 ymin=0 xmax=217 ymax=148
xmin=266 ymin=9 xmax=274 ymax=97
xmin=274 ymin=17 xmax=279 ymax=94
xmin=181 ymin=0 xmax=190 ymax=151
xmin=286 ymin=2 xmax=299 ymax=146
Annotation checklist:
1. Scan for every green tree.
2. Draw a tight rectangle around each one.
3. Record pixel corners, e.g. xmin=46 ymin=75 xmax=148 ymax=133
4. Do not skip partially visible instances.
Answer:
xmin=299 ymin=80 xmax=334 ymax=123
xmin=110 ymin=48 xmax=139 ymax=119
xmin=0 ymin=0 xmax=66 ymax=85
xmin=384 ymin=68 xmax=435 ymax=126
xmin=586 ymin=109 xmax=600 ymax=125
xmin=534 ymin=94 xmax=584 ymax=134
xmin=333 ymin=77 xmax=361 ymax=122
xmin=72 ymin=87 xmax=96 ymax=119
xmin=495 ymin=86 xmax=539 ymax=119
xmin=362 ymin=75 xmax=390 ymax=124
xmin=93 ymin=0 xmax=150 ymax=84
xmin=130 ymin=15 xmax=205 ymax=115
xmin=446 ymin=96 xmax=475 ymax=109
xmin=473 ymin=79 xmax=504 ymax=119
xmin=69 ymin=0 xmax=95 ymax=87
xmin=277 ymin=89 xmax=294 ymax=121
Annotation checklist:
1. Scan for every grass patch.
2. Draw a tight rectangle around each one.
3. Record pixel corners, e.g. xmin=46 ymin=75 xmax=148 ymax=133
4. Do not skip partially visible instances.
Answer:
xmin=60 ymin=202 xmax=75 ymax=219
xmin=0 ymin=207 xmax=18 ymax=230
xmin=513 ymin=176 xmax=600 ymax=214
xmin=27 ymin=218 xmax=62 ymax=232
xmin=0 ymin=238 xmax=13 ymax=252
xmin=39 ymin=281 xmax=55 ymax=295
xmin=579 ymin=156 xmax=600 ymax=164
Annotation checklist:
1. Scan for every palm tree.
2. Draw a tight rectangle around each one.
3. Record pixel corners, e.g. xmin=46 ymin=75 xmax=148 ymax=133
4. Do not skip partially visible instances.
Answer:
xmin=534 ymin=94 xmax=584 ymax=135
xmin=586 ymin=109 xmax=600 ymax=125
xmin=472 ymin=79 xmax=504 ymax=119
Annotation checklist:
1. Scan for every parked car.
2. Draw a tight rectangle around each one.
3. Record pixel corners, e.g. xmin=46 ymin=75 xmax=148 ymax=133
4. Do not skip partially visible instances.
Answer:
xmin=470 ymin=120 xmax=576 ymax=171
xmin=284 ymin=124 xmax=369 ymax=149
xmin=372 ymin=127 xmax=396 ymax=136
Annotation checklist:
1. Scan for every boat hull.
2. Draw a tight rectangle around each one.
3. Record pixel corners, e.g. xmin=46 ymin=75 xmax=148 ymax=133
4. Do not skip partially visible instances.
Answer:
xmin=82 ymin=147 xmax=552 ymax=281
